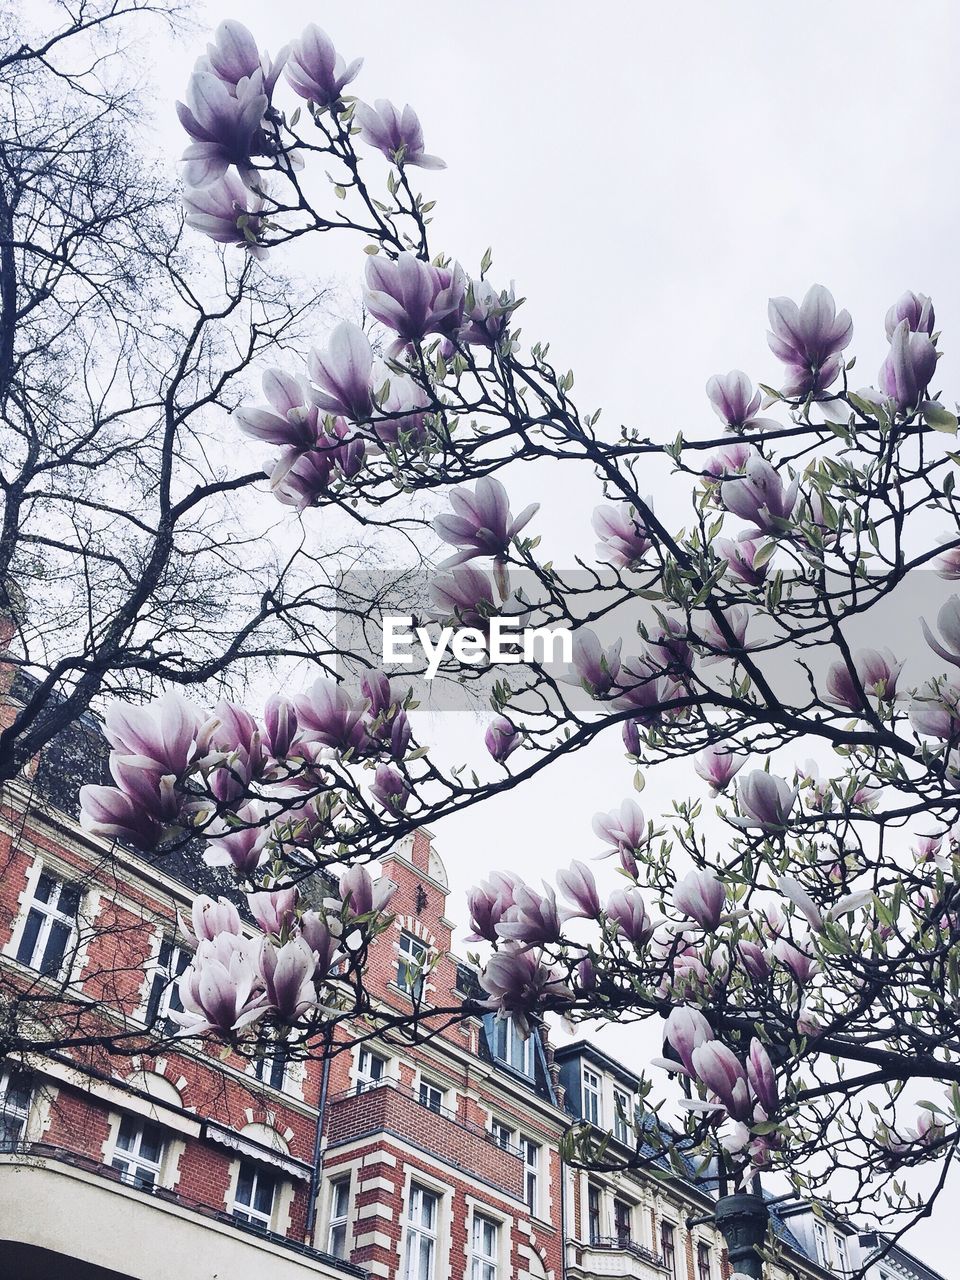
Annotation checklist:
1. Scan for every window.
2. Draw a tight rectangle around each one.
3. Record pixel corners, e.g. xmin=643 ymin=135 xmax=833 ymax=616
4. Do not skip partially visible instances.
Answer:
xmin=614 ymin=1199 xmax=632 ymax=1248
xmin=418 ymin=1079 xmax=445 ymax=1113
xmin=587 ymin=1184 xmax=602 ymax=1244
xmin=834 ymin=1232 xmax=849 ymax=1273
xmin=233 ymin=1161 xmax=277 ymax=1228
xmin=492 ymin=1017 xmax=534 ymax=1075
xmin=582 ymin=1066 xmax=602 ymax=1125
xmin=252 ymin=1042 xmax=289 ymax=1091
xmin=490 ymin=1118 xmax=513 ymax=1149
xmin=15 ymin=872 xmax=81 ymax=975
xmin=109 ymin=1115 xmax=165 ymax=1188
xmin=813 ymin=1221 xmax=831 ymax=1269
xmin=661 ymin=1222 xmax=677 ymax=1279
xmin=403 ymin=1183 xmax=438 ymax=1280
xmin=356 ymin=1048 xmax=387 ymax=1092
xmin=327 ymin=1176 xmax=351 ymax=1258
xmin=0 ymin=1067 xmax=32 ymax=1147
xmin=613 ymin=1088 xmax=632 ymax=1144
xmin=520 ymin=1137 xmax=540 ymax=1215
xmin=697 ymin=1241 xmax=712 ymax=1280
xmin=398 ymin=932 xmax=429 ymax=1000
xmin=471 ymin=1213 xmax=499 ymax=1280
xmin=145 ymin=936 xmax=190 ymax=1033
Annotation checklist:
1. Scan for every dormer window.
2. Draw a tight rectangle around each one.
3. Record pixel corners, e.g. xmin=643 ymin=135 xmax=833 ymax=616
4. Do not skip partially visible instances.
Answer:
xmin=491 ymin=1016 xmax=534 ymax=1076
xmin=582 ymin=1065 xmax=602 ymax=1124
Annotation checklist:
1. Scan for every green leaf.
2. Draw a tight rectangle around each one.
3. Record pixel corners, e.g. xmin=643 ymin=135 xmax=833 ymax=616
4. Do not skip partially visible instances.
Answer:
xmin=922 ymin=401 xmax=958 ymax=433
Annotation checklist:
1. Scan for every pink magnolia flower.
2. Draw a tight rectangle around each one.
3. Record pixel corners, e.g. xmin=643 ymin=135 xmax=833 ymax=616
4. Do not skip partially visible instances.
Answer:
xmin=664 ymin=1005 xmax=714 ymax=1076
xmin=826 ymin=648 xmax=902 ymax=712
xmin=592 ymin=799 xmax=646 ymax=859
xmin=370 ymin=763 xmax=411 ymax=812
xmin=466 ymin=873 xmax=521 ymax=943
xmin=104 ymin=690 xmax=203 ymax=777
xmin=176 ymin=66 xmax=269 ymax=188
xmin=485 ymin=715 xmax=520 ymax=763
xmin=770 ymin=937 xmax=816 ymax=986
xmin=775 ymin=875 xmax=824 ymax=932
xmin=354 ymin=99 xmax=445 ymax=169
xmin=183 ymin=172 xmax=267 ymax=256
xmin=561 ymin=628 xmax=622 ymax=696
xmin=605 ymin=888 xmax=654 ymax=948
xmin=879 ymin=319 xmax=938 ymax=411
xmin=720 ymin=455 xmax=798 ymax=532
xmin=704 ymin=441 xmax=753 ymax=478
xmin=296 ymin=678 xmax=372 ymax=755
xmin=735 ymin=770 xmax=797 ymax=831
xmin=885 ymin=290 xmax=935 ymax=339
xmin=235 ymin=368 xmax=320 ymax=451
xmin=691 ymin=1041 xmax=752 ymax=1121
xmin=921 ymin=597 xmax=960 ymax=668
xmin=204 ymin=807 xmax=270 ymax=876
xmin=698 ymin=604 xmax=751 ymax=664
xmin=480 ymin=945 xmax=572 ymax=1034
xmin=263 ymin=694 xmax=299 ymax=759
xmin=181 ymin=895 xmax=242 ymax=945
xmin=199 ymin=20 xmax=286 ymax=97
xmin=738 ymin=940 xmax=770 ymax=981
xmin=933 ymin=541 xmax=960 ymax=580
xmin=173 ymin=933 xmax=265 ymax=1035
xmin=433 ymin=475 xmax=538 ymax=566
xmin=248 ymin=888 xmax=298 ymax=937
xmin=284 ymin=24 xmax=361 ymax=107
xmin=339 ymin=865 xmax=397 ymax=919
xmin=557 ymin=861 xmax=601 ymax=921
xmin=259 ymin=936 xmax=317 ymax=1020
xmin=78 ymin=784 xmax=164 ymax=848
xmin=673 ymin=869 xmax=725 ymax=931
xmin=308 ymin=322 xmax=376 ymax=421
xmin=364 ymin=252 xmax=465 ymax=344
xmin=716 ymin=536 xmax=768 ymax=587
xmin=496 ymin=883 xmax=563 ymax=947
xmin=746 ymin=1039 xmax=778 ymax=1116
xmin=299 ymin=911 xmax=343 ymax=978
xmin=694 ymin=744 xmax=747 ymax=795
xmin=459 ymin=278 xmax=516 ymax=348
xmin=592 ymin=503 xmax=654 ymax=569
xmin=766 ymin=284 xmax=853 ymax=397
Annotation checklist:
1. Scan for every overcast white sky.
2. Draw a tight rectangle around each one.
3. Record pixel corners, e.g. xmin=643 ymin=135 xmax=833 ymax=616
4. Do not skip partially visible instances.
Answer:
xmin=138 ymin=0 xmax=960 ymax=1264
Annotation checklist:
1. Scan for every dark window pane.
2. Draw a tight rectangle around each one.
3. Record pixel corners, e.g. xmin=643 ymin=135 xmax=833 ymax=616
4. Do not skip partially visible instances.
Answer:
xmin=58 ymin=884 xmax=82 ymax=917
xmin=15 ymin=910 xmax=43 ymax=967
xmin=254 ymin=1171 xmax=275 ymax=1215
xmin=39 ymin=919 xmax=71 ymax=975
xmin=236 ymin=1163 xmax=255 ymax=1204
xmin=116 ymin=1116 xmax=138 ymax=1151
xmin=139 ymin=1122 xmax=164 ymax=1163
xmin=34 ymin=873 xmax=54 ymax=903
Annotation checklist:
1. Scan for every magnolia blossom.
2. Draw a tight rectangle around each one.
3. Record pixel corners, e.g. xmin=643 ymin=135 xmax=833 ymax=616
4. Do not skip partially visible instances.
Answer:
xmin=720 ymin=454 xmax=798 ymax=533
xmin=103 ymin=691 xmax=202 ymax=776
xmin=173 ymin=933 xmax=265 ymax=1035
xmin=199 ymin=20 xmax=286 ymax=96
xmin=735 ymin=770 xmax=797 ymax=830
xmin=78 ymin=782 xmax=165 ymax=847
xmin=235 ymin=368 xmax=320 ymax=450
xmin=183 ymin=172 xmax=267 ymax=255
xmin=296 ymin=678 xmax=371 ymax=755
xmin=485 ymin=715 xmax=520 ymax=763
xmin=339 ymin=865 xmax=397 ymax=919
xmin=879 ymin=320 xmax=938 ymax=411
xmin=561 ymin=628 xmax=622 ymax=696
xmin=364 ymin=252 xmax=465 ymax=343
xmin=691 ymin=1041 xmax=752 ymax=1121
xmin=663 ymin=1006 xmax=714 ymax=1075
xmin=373 ymin=378 xmax=432 ymax=450
xmin=370 ymin=763 xmax=411 ymax=811
xmin=433 ymin=476 xmax=538 ymax=566
xmin=775 ymin=875 xmax=824 ymax=931
xmin=706 ymin=370 xmax=770 ymax=430
xmin=460 ymin=279 xmax=515 ymax=347
xmin=176 ymin=67 xmax=269 ymax=187
xmin=592 ymin=503 xmax=653 ymax=569
xmin=308 ymin=322 xmax=375 ymax=420
xmin=704 ymin=441 xmax=753 ymax=478
xmin=354 ymin=99 xmax=445 ymax=169
xmin=885 ymin=290 xmax=935 ymax=339
xmin=645 ymin=615 xmax=694 ymax=676
xmin=716 ymin=536 xmax=768 ymax=587
xmin=204 ymin=808 xmax=270 ymax=875
xmin=248 ymin=888 xmax=298 ymax=937
xmin=284 ymin=24 xmax=361 ymax=106
xmin=673 ymin=868 xmax=725 ymax=930
xmin=694 ymin=744 xmax=747 ymax=794
xmin=698 ymin=604 xmax=751 ymax=663
xmin=264 ymin=694 xmax=299 ymax=759
xmin=825 ymin=648 xmax=902 ymax=711
xmin=738 ymin=940 xmax=770 ymax=981
xmin=766 ymin=284 xmax=853 ymax=396
xmin=933 ymin=540 xmax=960 ymax=580
xmin=921 ymin=596 xmax=960 ymax=668
xmin=259 ymin=937 xmax=317 ymax=1019
xmin=299 ymin=911 xmax=343 ymax=978
xmin=556 ymin=861 xmax=601 ymax=921
xmin=592 ymin=800 xmax=646 ymax=859
xmin=606 ymin=888 xmax=654 ymax=947
xmin=181 ymin=895 xmax=242 ymax=944
xmin=264 ymin=422 xmax=363 ymax=510
xmin=770 ymin=937 xmax=816 ymax=986
xmin=480 ymin=945 xmax=572 ymax=1034
xmin=909 ymin=683 xmax=960 ymax=740
xmin=496 ymin=883 xmax=563 ymax=946
xmin=466 ymin=873 xmax=520 ymax=943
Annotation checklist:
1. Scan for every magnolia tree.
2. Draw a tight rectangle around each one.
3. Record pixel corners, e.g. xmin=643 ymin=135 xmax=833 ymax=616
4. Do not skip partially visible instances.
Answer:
xmin=76 ymin=15 xmax=960 ymax=1266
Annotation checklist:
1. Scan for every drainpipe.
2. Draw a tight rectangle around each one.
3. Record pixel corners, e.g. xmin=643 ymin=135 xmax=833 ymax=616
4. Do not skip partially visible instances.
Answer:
xmin=306 ymin=1029 xmax=334 ymax=1243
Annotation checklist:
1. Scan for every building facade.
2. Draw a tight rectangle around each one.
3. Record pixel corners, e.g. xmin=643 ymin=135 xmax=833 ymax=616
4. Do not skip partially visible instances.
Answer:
xmin=0 ymin=685 xmax=945 ymax=1280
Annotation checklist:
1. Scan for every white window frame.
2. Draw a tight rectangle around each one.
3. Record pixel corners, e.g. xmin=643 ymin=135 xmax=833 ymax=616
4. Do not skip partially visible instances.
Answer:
xmin=834 ymin=1231 xmax=849 ymax=1273
xmin=490 ymin=1118 xmax=514 ymax=1150
xmin=613 ymin=1197 xmax=633 ymax=1247
xmin=520 ymin=1136 xmax=540 ymax=1216
xmin=470 ymin=1212 xmax=500 ymax=1280
xmin=327 ymin=1174 xmax=352 ymax=1258
xmin=108 ymin=1114 xmax=166 ymax=1188
xmin=146 ymin=935 xmax=190 ymax=1033
xmin=418 ymin=1078 xmax=445 ymax=1113
xmin=582 ymin=1066 xmax=602 ymax=1125
xmin=813 ymin=1221 xmax=831 ymax=1269
xmin=493 ymin=1018 xmax=533 ymax=1075
xmin=398 ymin=932 xmax=429 ymax=1000
xmin=402 ymin=1181 xmax=439 ymax=1280
xmin=0 ymin=1066 xmax=33 ymax=1146
xmin=356 ymin=1047 xmax=388 ymax=1093
xmin=613 ymin=1088 xmax=632 ymax=1144
xmin=14 ymin=870 xmax=81 ymax=976
xmin=661 ymin=1219 xmax=678 ymax=1279
xmin=232 ymin=1160 xmax=277 ymax=1229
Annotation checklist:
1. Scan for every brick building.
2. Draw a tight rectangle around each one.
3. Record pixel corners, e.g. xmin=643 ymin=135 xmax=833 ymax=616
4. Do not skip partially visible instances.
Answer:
xmin=0 ymin=681 xmax=930 ymax=1280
